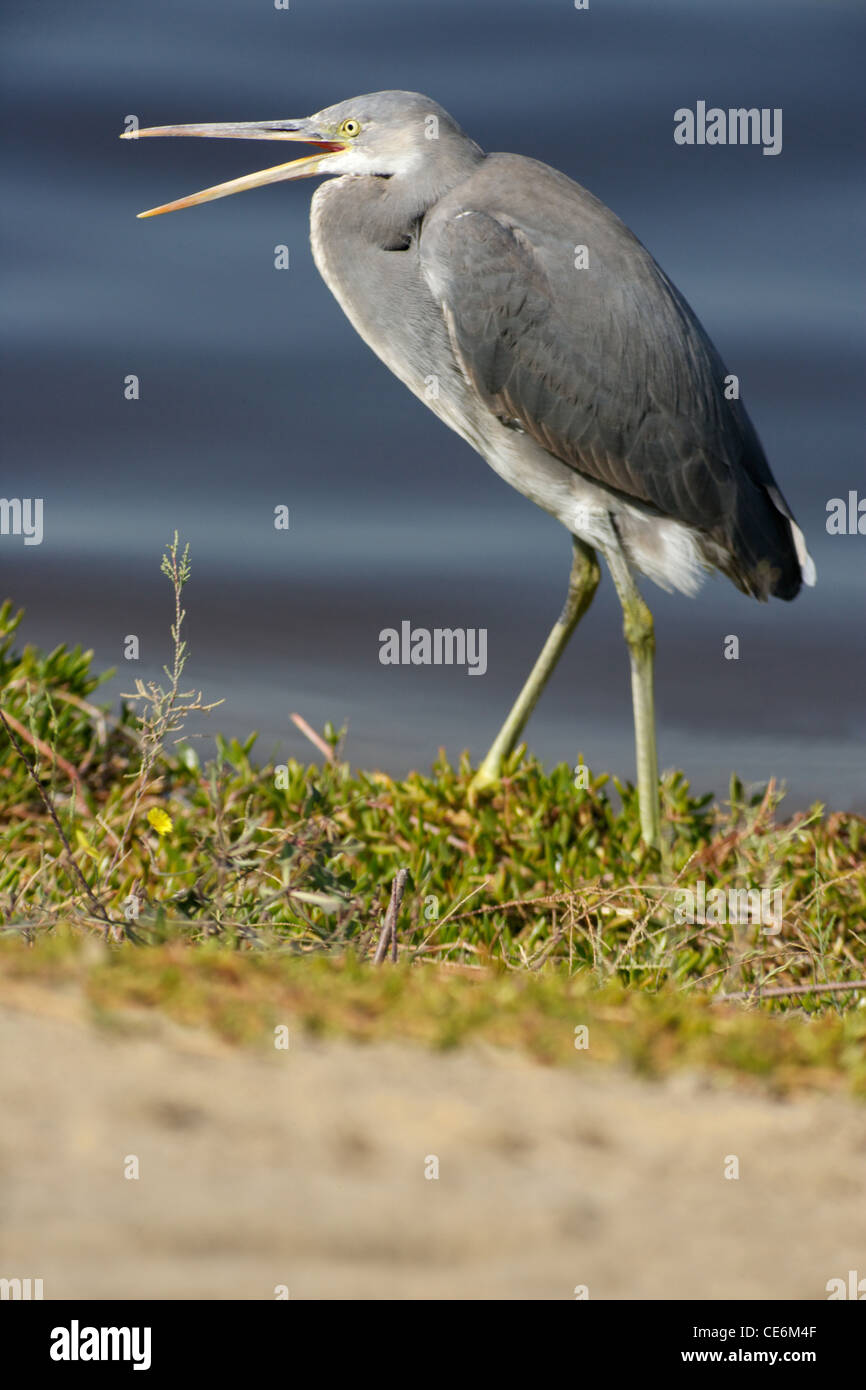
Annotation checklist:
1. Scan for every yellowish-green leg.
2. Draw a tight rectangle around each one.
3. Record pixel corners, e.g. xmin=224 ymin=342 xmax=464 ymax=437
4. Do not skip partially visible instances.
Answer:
xmin=605 ymin=543 xmax=661 ymax=850
xmin=471 ymin=536 xmax=600 ymax=793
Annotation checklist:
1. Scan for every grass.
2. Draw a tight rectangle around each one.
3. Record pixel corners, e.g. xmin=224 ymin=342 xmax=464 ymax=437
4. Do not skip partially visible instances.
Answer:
xmin=1 ymin=537 xmax=865 ymax=1090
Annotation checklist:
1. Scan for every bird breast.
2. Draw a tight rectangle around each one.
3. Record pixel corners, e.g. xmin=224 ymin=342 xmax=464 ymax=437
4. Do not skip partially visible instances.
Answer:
xmin=309 ymin=177 xmax=492 ymax=451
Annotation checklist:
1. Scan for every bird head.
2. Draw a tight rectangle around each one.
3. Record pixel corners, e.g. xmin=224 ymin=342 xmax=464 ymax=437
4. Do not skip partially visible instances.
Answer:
xmin=122 ymin=90 xmax=480 ymax=219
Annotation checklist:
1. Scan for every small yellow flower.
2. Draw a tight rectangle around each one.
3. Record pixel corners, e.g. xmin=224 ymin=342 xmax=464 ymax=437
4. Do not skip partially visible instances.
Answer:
xmin=147 ymin=807 xmax=173 ymax=837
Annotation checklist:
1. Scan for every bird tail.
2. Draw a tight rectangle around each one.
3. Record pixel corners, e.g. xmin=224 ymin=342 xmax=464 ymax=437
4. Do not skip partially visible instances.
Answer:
xmin=728 ymin=480 xmax=816 ymax=601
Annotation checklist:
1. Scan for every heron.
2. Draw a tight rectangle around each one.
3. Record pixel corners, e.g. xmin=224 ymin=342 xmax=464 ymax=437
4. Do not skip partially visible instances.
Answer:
xmin=123 ymin=91 xmax=815 ymax=849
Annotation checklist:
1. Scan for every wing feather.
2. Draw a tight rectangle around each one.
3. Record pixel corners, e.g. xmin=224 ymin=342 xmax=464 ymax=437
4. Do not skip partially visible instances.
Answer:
xmin=421 ymin=202 xmax=739 ymax=534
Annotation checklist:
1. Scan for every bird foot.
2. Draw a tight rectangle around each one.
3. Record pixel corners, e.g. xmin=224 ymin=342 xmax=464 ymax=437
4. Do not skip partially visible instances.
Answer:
xmin=468 ymin=761 xmax=502 ymax=798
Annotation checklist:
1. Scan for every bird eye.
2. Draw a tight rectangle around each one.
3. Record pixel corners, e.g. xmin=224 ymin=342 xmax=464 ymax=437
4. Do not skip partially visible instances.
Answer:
xmin=339 ymin=119 xmax=361 ymax=138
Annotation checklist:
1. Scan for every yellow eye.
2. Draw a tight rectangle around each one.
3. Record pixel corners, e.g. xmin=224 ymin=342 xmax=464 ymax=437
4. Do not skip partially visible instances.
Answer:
xmin=339 ymin=118 xmax=361 ymax=139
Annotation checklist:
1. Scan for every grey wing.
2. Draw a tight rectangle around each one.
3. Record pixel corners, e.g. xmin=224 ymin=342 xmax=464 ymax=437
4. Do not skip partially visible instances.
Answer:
xmin=419 ymin=201 xmax=770 ymax=552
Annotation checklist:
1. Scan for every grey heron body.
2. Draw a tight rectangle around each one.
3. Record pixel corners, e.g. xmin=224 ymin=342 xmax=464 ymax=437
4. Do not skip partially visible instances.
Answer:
xmin=125 ymin=91 xmax=815 ymax=848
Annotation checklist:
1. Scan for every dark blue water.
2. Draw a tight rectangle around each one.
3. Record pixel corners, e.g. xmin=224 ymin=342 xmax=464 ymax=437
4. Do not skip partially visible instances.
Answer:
xmin=2 ymin=0 xmax=864 ymax=810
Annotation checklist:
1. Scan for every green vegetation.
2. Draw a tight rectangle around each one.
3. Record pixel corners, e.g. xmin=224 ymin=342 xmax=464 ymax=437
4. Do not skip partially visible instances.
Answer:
xmin=1 ymin=537 xmax=865 ymax=1089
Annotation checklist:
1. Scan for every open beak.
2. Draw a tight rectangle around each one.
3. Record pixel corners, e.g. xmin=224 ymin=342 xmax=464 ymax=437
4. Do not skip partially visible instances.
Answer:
xmin=120 ymin=119 xmax=346 ymax=218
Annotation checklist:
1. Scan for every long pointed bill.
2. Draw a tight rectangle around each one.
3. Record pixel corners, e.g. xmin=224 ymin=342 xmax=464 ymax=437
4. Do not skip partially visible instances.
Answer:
xmin=121 ymin=120 xmax=345 ymax=218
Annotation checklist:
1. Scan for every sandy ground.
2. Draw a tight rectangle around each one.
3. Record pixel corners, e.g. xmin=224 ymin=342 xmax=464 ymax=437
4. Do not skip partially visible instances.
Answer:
xmin=1 ymin=987 xmax=864 ymax=1301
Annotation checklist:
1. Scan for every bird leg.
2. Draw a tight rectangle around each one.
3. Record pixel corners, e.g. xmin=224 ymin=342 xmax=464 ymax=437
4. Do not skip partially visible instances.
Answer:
xmin=604 ymin=536 xmax=661 ymax=850
xmin=470 ymin=535 xmax=600 ymax=793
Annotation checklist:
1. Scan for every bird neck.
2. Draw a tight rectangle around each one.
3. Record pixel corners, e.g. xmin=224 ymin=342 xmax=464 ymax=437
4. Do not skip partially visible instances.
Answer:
xmin=377 ymin=142 xmax=485 ymax=235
